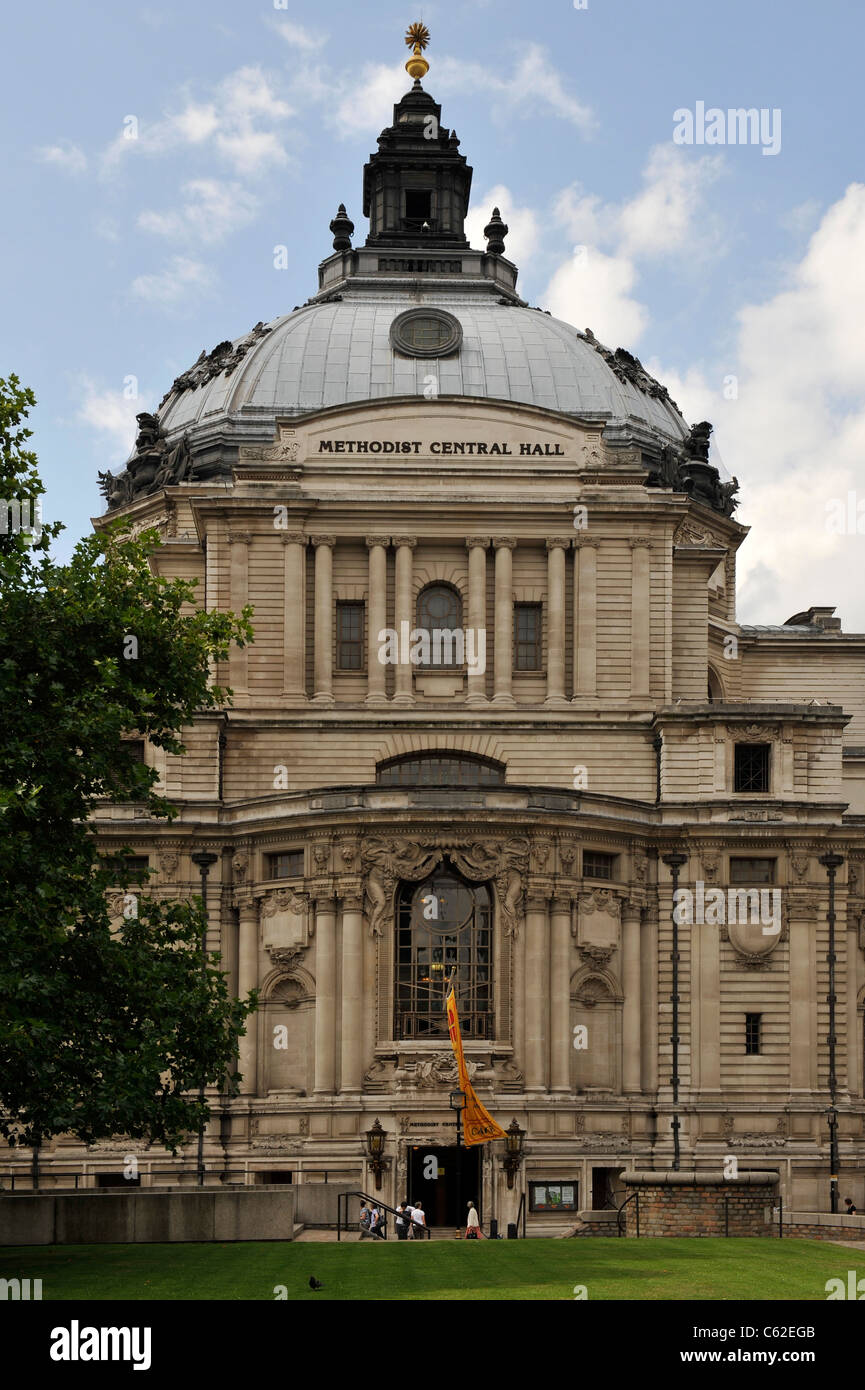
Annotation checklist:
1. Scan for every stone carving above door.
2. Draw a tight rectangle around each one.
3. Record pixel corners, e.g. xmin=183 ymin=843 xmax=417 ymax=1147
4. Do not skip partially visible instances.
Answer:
xmin=360 ymin=835 xmax=529 ymax=937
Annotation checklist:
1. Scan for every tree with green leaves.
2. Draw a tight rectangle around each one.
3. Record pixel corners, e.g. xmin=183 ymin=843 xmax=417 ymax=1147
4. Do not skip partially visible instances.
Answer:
xmin=0 ymin=374 xmax=256 ymax=1159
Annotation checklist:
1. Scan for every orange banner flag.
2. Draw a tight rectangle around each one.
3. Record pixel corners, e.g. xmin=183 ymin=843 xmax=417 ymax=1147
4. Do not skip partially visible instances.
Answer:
xmin=446 ymin=988 xmax=507 ymax=1146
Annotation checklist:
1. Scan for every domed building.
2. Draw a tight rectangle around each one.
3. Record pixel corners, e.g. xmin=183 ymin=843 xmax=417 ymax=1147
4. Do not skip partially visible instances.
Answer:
xmin=48 ymin=30 xmax=865 ymax=1228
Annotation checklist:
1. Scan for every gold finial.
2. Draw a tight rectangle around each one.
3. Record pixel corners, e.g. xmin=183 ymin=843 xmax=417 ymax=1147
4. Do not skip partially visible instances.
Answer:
xmin=404 ymin=21 xmax=430 ymax=82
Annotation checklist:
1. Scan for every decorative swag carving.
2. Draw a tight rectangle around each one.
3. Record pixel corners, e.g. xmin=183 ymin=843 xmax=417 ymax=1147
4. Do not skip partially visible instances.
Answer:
xmin=361 ymin=836 xmax=530 ymax=938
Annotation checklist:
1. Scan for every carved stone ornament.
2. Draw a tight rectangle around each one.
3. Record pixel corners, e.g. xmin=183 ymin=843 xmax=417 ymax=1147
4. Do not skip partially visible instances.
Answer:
xmin=250 ymin=1137 xmax=303 ymax=1153
xmin=701 ymin=850 xmax=721 ymax=883
xmin=312 ymin=842 xmax=331 ymax=873
xmin=576 ymin=943 xmax=615 ymax=968
xmin=160 ymin=321 xmax=272 ymax=405
xmin=239 ymin=424 xmax=300 ymax=467
xmin=720 ymin=909 xmax=787 ymax=969
xmin=268 ymin=947 xmax=304 ymax=971
xmin=674 ymin=520 xmax=721 ymax=548
xmin=632 ymin=847 xmax=648 ymax=884
xmin=574 ymin=890 xmax=621 ymax=952
xmin=361 ymin=835 xmax=529 ymax=938
xmin=730 ymin=724 xmax=778 ymax=742
xmin=232 ymin=850 xmax=249 ymax=882
xmin=401 ymin=1052 xmax=478 ymax=1090
xmin=157 ymin=849 xmax=179 ymax=879
xmin=259 ymin=888 xmax=311 ymax=956
xmin=791 ymin=854 xmax=810 ymax=884
xmin=100 ymin=413 xmax=193 ymax=512
xmin=559 ymin=842 xmax=578 ymax=875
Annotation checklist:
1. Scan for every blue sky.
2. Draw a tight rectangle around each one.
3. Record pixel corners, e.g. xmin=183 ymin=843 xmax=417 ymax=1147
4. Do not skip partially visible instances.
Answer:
xmin=3 ymin=0 xmax=865 ymax=627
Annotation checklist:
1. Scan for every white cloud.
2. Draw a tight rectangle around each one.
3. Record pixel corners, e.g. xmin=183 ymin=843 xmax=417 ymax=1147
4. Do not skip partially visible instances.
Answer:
xmin=130 ymin=256 xmax=215 ymax=308
xmin=101 ymin=65 xmax=292 ymax=175
xmin=37 ymin=142 xmax=87 ymax=175
xmin=539 ymin=145 xmax=723 ymax=347
xmin=272 ymin=18 xmax=326 ymax=51
xmin=543 ymin=246 xmax=648 ymax=346
xmin=138 ymin=178 xmax=259 ymax=244
xmin=434 ymin=45 xmax=595 ymax=133
xmin=76 ymin=380 xmax=150 ymax=461
xmin=553 ymin=144 xmax=723 ymax=262
xmin=464 ymin=184 xmax=540 ymax=266
xmin=649 ymin=183 xmax=865 ymax=631
xmin=314 ymin=44 xmax=593 ymax=140
xmin=331 ymin=62 xmax=408 ymax=136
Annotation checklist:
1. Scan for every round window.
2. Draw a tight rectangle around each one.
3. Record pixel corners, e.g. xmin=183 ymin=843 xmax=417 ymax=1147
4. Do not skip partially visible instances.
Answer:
xmin=390 ymin=308 xmax=462 ymax=358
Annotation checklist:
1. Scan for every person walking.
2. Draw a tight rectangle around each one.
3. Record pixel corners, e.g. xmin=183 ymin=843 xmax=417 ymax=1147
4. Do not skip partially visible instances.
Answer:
xmin=465 ymin=1200 xmax=482 ymax=1239
xmin=844 ymin=1197 xmax=858 ymax=1215
xmin=395 ymin=1202 xmax=409 ymax=1240
xmin=411 ymin=1200 xmax=426 ymax=1239
xmin=359 ymin=1201 xmax=371 ymax=1239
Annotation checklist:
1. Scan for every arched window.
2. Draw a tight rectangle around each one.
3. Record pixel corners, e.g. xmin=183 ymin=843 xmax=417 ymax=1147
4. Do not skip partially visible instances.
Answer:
xmin=376 ymin=752 xmax=505 ymax=787
xmin=707 ymin=666 xmax=724 ymax=701
xmin=396 ymin=867 xmax=492 ymax=1040
xmin=415 ymin=583 xmax=463 ymax=669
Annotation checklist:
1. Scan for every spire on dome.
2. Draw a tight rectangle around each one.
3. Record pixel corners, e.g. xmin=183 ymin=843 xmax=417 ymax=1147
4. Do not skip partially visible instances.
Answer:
xmin=361 ymin=24 xmax=472 ymax=249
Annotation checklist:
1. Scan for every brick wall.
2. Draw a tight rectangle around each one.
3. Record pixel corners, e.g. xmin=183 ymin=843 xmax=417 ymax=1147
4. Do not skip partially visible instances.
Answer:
xmin=623 ymin=1172 xmax=778 ymax=1237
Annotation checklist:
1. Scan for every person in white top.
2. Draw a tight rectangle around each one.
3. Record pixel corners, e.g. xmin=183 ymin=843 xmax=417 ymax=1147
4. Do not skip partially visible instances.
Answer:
xmin=410 ymin=1201 xmax=426 ymax=1239
xmin=466 ymin=1200 xmax=482 ymax=1239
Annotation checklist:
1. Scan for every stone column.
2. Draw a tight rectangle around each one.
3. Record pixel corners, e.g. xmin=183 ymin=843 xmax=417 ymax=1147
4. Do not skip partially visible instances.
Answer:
xmin=622 ymin=902 xmax=643 ymax=1095
xmin=392 ymin=535 xmax=416 ymax=707
xmin=281 ymin=533 xmax=307 ymax=701
xmin=848 ymin=914 xmax=861 ymax=1098
xmin=237 ymin=901 xmax=259 ymax=1095
xmin=549 ymin=895 xmax=572 ymax=1092
xmin=525 ymin=891 xmax=549 ymax=1091
xmin=698 ymin=888 xmax=721 ymax=1095
xmin=492 ymin=537 xmax=516 ymax=707
xmin=641 ymin=905 xmax=658 ymax=1093
xmin=465 ymin=537 xmax=489 ymax=705
xmin=365 ymin=536 xmax=390 ymax=707
xmin=789 ymin=897 xmax=819 ymax=1093
xmin=311 ymin=535 xmax=335 ymax=706
xmin=545 ymin=538 xmax=569 ymax=707
xmin=340 ymin=894 xmax=364 ymax=1093
xmin=573 ymin=538 xmax=599 ymax=699
xmin=630 ymin=538 xmax=652 ymax=699
xmin=313 ymin=894 xmax=337 ymax=1095
xmin=228 ymin=534 xmax=251 ymax=702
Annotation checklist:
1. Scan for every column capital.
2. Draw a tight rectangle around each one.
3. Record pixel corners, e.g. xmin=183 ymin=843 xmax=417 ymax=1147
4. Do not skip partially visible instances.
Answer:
xmin=492 ymin=536 xmax=517 ymax=550
xmin=466 ymin=536 xmax=490 ymax=550
xmin=340 ymin=893 xmax=364 ymax=913
xmin=546 ymin=536 xmax=571 ymax=551
xmin=279 ymin=532 xmax=307 ymax=546
xmin=629 ymin=536 xmax=653 ymax=549
xmin=228 ymin=532 xmax=253 ymax=546
xmin=621 ymin=899 xmax=645 ymax=922
xmin=392 ymin=534 xmax=417 ymax=549
xmin=574 ymin=536 xmax=601 ymax=549
xmin=550 ymin=894 xmax=573 ymax=914
xmin=365 ymin=535 xmax=391 ymax=549
xmin=311 ymin=534 xmax=336 ymax=549
xmin=310 ymin=886 xmax=337 ymax=908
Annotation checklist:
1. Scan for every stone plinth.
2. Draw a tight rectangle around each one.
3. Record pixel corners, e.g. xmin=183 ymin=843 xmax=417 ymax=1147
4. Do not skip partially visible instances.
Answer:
xmin=621 ymin=1170 xmax=779 ymax=1237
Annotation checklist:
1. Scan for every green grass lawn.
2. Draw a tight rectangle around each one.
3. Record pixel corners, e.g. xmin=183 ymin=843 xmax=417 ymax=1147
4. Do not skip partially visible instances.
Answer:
xmin=1 ymin=1237 xmax=856 ymax=1301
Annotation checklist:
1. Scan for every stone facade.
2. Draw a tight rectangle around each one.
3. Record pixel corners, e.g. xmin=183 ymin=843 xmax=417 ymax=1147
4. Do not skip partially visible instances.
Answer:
xmin=8 ymin=43 xmax=865 ymax=1234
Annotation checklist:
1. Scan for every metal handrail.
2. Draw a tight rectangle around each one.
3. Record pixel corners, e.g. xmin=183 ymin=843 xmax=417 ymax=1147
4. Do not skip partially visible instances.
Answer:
xmin=617 ymin=1190 xmax=640 ymax=1237
xmin=337 ymin=1190 xmax=431 ymax=1241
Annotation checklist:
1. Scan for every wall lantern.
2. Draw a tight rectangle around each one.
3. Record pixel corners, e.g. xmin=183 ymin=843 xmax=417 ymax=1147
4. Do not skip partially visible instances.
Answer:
xmin=503 ymin=1119 xmax=525 ymax=1189
xmin=366 ymin=1117 xmax=387 ymax=1191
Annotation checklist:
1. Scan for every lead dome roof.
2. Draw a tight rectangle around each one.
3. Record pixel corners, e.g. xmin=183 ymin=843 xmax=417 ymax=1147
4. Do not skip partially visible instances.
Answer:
xmin=157 ymin=293 xmax=688 ymax=445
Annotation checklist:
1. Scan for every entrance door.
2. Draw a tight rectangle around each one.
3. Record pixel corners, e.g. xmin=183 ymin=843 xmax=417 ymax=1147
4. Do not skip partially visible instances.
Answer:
xmin=408 ymin=1145 xmax=481 ymax=1228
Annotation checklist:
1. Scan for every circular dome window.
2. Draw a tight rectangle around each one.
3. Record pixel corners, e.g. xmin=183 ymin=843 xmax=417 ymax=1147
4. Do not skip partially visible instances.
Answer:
xmin=390 ymin=308 xmax=462 ymax=358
